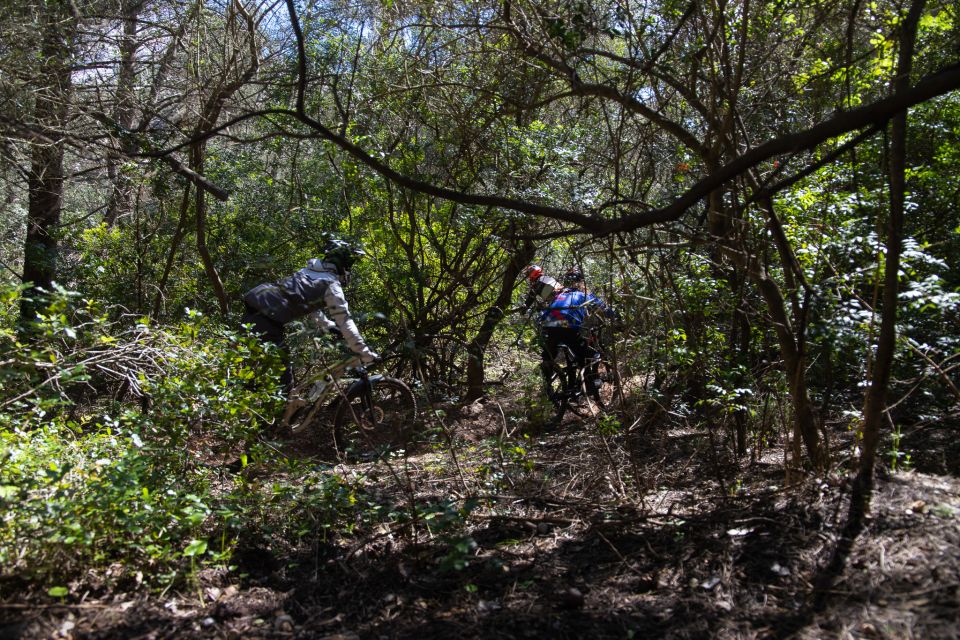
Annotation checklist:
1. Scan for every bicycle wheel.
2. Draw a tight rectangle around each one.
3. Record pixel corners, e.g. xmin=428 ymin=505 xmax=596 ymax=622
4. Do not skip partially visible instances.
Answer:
xmin=541 ymin=361 xmax=564 ymax=405
xmin=581 ymin=327 xmax=623 ymax=407
xmin=550 ymin=345 xmax=619 ymax=419
xmin=541 ymin=352 xmax=576 ymax=424
xmin=333 ymin=377 xmax=418 ymax=458
xmin=596 ymin=357 xmax=623 ymax=409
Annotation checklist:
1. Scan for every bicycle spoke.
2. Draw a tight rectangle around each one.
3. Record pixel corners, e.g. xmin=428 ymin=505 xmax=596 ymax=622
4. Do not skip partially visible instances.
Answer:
xmin=334 ymin=378 xmax=418 ymax=460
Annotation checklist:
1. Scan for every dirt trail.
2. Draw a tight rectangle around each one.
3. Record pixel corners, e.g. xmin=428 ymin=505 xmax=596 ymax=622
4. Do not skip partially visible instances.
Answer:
xmin=3 ymin=400 xmax=958 ymax=639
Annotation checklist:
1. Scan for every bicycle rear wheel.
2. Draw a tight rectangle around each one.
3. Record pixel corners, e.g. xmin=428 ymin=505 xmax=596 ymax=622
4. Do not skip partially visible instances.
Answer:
xmin=333 ymin=377 xmax=418 ymax=458
xmin=541 ymin=353 xmax=577 ymax=424
xmin=541 ymin=362 xmax=564 ymax=405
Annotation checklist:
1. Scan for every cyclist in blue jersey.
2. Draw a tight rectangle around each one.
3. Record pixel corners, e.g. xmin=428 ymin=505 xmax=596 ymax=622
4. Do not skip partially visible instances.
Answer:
xmin=538 ymin=268 xmax=620 ymax=396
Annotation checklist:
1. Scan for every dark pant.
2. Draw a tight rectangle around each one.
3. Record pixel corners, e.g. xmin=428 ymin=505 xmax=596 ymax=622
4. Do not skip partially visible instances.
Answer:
xmin=541 ymin=327 xmax=589 ymax=369
xmin=241 ymin=303 xmax=291 ymax=390
xmin=541 ymin=326 xmax=605 ymax=394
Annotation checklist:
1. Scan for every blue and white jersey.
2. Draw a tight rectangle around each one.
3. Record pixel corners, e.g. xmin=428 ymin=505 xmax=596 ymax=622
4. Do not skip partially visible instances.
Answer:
xmin=539 ymin=289 xmax=611 ymax=328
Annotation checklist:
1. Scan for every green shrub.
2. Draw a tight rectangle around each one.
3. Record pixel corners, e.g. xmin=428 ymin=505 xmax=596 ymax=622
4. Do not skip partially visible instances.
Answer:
xmin=0 ymin=286 xmax=290 ymax=592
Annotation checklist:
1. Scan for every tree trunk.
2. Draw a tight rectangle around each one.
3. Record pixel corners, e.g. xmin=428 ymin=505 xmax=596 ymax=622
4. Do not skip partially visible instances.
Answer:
xmin=182 ymin=0 xmax=259 ymax=316
xmin=852 ymin=0 xmax=925 ymax=521
xmin=152 ymin=185 xmax=192 ymax=318
xmin=464 ymin=240 xmax=535 ymax=401
xmin=19 ymin=7 xmax=71 ymax=331
xmin=713 ymin=190 xmax=824 ymax=467
xmin=755 ymin=196 xmax=824 ymax=468
xmin=105 ymin=0 xmax=140 ymax=226
xmin=752 ymin=265 xmax=825 ymax=468
xmin=191 ymin=142 xmax=229 ymax=314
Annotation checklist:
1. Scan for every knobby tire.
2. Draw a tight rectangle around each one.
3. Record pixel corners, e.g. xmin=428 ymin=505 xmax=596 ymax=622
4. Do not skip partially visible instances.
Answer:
xmin=333 ymin=377 xmax=418 ymax=459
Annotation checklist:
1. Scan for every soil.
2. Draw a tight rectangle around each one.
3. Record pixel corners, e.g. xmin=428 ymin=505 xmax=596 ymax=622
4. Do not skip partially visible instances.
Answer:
xmin=2 ymin=393 xmax=958 ymax=640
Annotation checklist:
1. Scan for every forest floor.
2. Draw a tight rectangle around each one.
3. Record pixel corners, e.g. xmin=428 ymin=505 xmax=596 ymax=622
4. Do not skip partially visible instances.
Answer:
xmin=2 ymin=381 xmax=959 ymax=640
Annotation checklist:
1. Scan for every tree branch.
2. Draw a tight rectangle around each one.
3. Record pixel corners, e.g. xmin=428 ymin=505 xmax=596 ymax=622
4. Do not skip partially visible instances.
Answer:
xmin=161 ymin=5 xmax=960 ymax=236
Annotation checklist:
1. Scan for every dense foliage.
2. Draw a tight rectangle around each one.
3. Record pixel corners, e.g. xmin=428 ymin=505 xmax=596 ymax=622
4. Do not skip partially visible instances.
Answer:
xmin=0 ymin=0 xmax=957 ymax=599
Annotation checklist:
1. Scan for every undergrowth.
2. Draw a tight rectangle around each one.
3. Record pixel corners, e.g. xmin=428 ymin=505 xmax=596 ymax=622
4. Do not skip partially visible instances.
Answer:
xmin=0 ymin=285 xmax=389 ymax=598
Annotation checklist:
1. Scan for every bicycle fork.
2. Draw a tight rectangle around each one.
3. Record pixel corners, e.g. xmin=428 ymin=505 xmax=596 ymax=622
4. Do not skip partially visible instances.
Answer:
xmin=340 ymin=367 xmax=381 ymax=429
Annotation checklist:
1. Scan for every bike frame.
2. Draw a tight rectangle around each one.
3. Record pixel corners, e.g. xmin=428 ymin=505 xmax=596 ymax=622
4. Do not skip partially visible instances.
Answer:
xmin=281 ymin=355 xmax=383 ymax=432
xmin=538 ymin=315 xmax=618 ymax=420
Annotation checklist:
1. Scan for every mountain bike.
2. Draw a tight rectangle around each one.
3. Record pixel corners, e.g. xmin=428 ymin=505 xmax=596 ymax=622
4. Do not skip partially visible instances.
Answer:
xmin=281 ymin=355 xmax=418 ymax=459
xmin=540 ymin=325 xmax=621 ymax=424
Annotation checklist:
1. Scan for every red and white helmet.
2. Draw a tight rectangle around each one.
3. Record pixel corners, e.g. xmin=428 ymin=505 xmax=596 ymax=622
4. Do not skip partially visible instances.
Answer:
xmin=524 ymin=265 xmax=543 ymax=281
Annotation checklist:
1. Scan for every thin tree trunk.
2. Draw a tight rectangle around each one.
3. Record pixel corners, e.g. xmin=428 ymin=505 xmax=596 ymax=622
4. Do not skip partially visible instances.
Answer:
xmin=465 ymin=240 xmax=535 ymax=401
xmin=183 ymin=0 xmax=258 ymax=316
xmin=752 ymin=265 xmax=824 ymax=467
xmin=152 ymin=185 xmax=192 ymax=317
xmin=105 ymin=0 xmax=140 ymax=226
xmin=852 ymin=0 xmax=925 ymax=522
xmin=191 ymin=142 xmax=229 ymax=314
xmin=757 ymin=196 xmax=825 ymax=468
xmin=716 ymin=191 xmax=824 ymax=467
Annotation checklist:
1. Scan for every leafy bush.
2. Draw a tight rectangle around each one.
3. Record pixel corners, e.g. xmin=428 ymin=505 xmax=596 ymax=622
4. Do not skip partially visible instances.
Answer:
xmin=0 ymin=286 xmax=289 ymax=592
xmin=0 ymin=285 xmax=445 ymax=597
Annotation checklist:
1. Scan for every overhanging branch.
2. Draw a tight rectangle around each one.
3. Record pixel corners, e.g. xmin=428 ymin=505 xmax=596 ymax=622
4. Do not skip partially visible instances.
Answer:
xmin=161 ymin=154 xmax=230 ymax=202
xmin=602 ymin=62 xmax=960 ymax=234
xmin=156 ymin=3 xmax=960 ymax=235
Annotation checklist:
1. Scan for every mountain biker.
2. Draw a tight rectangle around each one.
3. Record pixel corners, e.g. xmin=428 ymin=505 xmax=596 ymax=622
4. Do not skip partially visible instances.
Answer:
xmin=561 ymin=267 xmax=586 ymax=291
xmin=538 ymin=270 xmax=620 ymax=398
xmin=520 ymin=264 xmax=562 ymax=314
xmin=241 ymin=238 xmax=379 ymax=388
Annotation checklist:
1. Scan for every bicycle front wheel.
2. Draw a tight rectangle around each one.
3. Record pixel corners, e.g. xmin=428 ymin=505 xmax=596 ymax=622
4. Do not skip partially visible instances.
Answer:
xmin=333 ymin=377 xmax=418 ymax=458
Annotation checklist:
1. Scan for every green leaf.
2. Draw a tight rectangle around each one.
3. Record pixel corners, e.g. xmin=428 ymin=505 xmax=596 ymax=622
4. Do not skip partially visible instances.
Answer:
xmin=48 ymin=586 xmax=68 ymax=598
xmin=183 ymin=539 xmax=208 ymax=557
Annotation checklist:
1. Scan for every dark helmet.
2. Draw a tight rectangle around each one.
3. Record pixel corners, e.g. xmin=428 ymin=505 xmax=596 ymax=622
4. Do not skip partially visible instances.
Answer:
xmin=321 ymin=238 xmax=365 ymax=274
xmin=562 ymin=268 xmax=584 ymax=286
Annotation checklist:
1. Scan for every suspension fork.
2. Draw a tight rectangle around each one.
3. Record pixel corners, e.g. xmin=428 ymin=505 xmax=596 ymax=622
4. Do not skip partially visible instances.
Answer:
xmin=355 ymin=368 xmax=383 ymax=426
xmin=332 ymin=365 xmax=374 ymax=425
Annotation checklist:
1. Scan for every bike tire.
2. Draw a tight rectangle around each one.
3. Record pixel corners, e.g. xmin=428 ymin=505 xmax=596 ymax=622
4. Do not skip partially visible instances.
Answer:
xmin=541 ymin=363 xmax=564 ymax=404
xmin=595 ymin=358 xmax=623 ymax=409
xmin=574 ymin=358 xmax=622 ymax=415
xmin=541 ymin=353 xmax=575 ymax=424
xmin=333 ymin=377 xmax=418 ymax=458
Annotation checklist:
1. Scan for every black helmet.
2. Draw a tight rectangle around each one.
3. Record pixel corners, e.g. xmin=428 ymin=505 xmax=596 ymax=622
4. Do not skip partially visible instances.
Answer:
xmin=562 ymin=268 xmax=584 ymax=286
xmin=321 ymin=238 xmax=365 ymax=274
